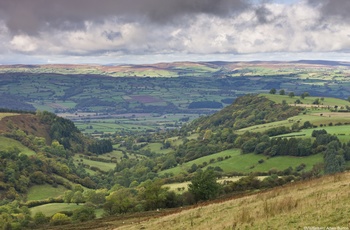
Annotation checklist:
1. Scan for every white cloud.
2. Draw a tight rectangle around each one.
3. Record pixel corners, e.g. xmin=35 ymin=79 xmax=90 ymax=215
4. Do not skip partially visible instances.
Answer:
xmin=10 ymin=35 xmax=39 ymax=52
xmin=1 ymin=1 xmax=350 ymax=64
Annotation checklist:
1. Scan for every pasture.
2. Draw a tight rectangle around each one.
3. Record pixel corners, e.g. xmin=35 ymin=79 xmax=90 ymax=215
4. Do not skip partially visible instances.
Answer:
xmin=159 ymin=149 xmax=322 ymax=176
xmin=73 ymin=155 xmax=116 ymax=172
xmin=30 ymin=203 xmax=104 ymax=218
xmin=0 ymin=136 xmax=36 ymax=156
xmin=27 ymin=184 xmax=67 ymax=201
xmin=262 ymin=93 xmax=350 ymax=107
xmin=276 ymin=124 xmax=350 ymax=142
xmin=237 ymin=111 xmax=350 ymax=135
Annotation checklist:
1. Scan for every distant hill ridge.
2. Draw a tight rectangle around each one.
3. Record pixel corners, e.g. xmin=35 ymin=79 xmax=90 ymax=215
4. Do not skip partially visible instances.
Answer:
xmin=1 ymin=60 xmax=350 ymax=76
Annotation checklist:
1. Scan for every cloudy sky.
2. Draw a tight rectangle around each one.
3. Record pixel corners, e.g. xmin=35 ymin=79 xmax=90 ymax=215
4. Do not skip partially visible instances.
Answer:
xmin=0 ymin=0 xmax=350 ymax=64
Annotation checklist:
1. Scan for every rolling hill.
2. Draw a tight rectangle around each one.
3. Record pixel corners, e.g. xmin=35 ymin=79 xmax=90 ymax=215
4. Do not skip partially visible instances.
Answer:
xmin=1 ymin=91 xmax=350 ymax=229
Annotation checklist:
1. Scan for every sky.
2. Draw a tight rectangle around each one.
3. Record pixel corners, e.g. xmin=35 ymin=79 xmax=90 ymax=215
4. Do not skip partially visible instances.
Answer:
xmin=0 ymin=0 xmax=350 ymax=64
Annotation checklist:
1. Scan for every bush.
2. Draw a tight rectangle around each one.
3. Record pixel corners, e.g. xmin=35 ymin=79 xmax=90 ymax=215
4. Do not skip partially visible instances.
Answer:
xmin=50 ymin=213 xmax=71 ymax=226
xmin=72 ymin=206 xmax=96 ymax=222
xmin=33 ymin=212 xmax=48 ymax=225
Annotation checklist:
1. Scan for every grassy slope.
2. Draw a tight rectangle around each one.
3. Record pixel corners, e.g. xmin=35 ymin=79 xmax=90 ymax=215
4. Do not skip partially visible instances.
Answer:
xmin=160 ymin=149 xmax=323 ymax=175
xmin=141 ymin=143 xmax=173 ymax=155
xmin=238 ymin=95 xmax=350 ymax=140
xmin=27 ymin=184 xmax=68 ymax=201
xmin=276 ymin=125 xmax=350 ymax=142
xmin=118 ymin=172 xmax=350 ymax=230
xmin=262 ymin=93 xmax=350 ymax=106
xmin=73 ymin=155 xmax=116 ymax=172
xmin=0 ymin=136 xmax=36 ymax=156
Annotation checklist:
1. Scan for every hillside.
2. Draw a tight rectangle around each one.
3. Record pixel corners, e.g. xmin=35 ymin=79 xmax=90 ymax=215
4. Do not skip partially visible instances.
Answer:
xmin=115 ymin=172 xmax=350 ymax=230
xmin=190 ymin=94 xmax=303 ymax=131
xmin=1 ymin=60 xmax=350 ymax=136
xmin=39 ymin=172 xmax=350 ymax=230
xmin=1 ymin=93 xmax=350 ymax=229
xmin=0 ymin=113 xmax=51 ymax=143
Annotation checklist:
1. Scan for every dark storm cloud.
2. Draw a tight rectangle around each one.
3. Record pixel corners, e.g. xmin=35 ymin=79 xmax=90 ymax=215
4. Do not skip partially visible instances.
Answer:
xmin=0 ymin=0 xmax=251 ymax=35
xmin=255 ymin=5 xmax=273 ymax=24
xmin=307 ymin=0 xmax=350 ymax=20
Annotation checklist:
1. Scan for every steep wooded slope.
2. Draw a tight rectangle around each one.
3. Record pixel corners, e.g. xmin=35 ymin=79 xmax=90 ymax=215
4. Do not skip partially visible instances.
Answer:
xmin=189 ymin=94 xmax=303 ymax=131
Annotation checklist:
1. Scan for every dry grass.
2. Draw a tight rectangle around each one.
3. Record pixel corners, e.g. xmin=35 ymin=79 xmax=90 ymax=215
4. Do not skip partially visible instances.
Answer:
xmin=116 ymin=172 xmax=350 ymax=230
xmin=0 ymin=113 xmax=19 ymax=120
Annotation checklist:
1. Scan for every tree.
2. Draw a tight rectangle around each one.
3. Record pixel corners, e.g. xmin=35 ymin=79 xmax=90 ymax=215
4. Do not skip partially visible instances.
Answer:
xmin=84 ymin=189 xmax=106 ymax=205
xmin=33 ymin=212 xmax=48 ymax=225
xmin=302 ymin=121 xmax=313 ymax=129
xmin=324 ymin=141 xmax=345 ymax=174
xmin=64 ymin=190 xmax=74 ymax=204
xmin=138 ymin=179 xmax=168 ymax=210
xmin=313 ymin=98 xmax=320 ymax=105
xmin=72 ymin=206 xmax=96 ymax=222
xmin=269 ymin=88 xmax=276 ymax=94
xmin=71 ymin=191 xmax=84 ymax=205
xmin=279 ymin=89 xmax=285 ymax=95
xmin=104 ymin=188 xmax=136 ymax=215
xmin=288 ymin=92 xmax=295 ymax=98
xmin=50 ymin=213 xmax=71 ymax=226
xmin=300 ymin=92 xmax=310 ymax=99
xmin=241 ymin=138 xmax=258 ymax=154
xmin=188 ymin=169 xmax=221 ymax=202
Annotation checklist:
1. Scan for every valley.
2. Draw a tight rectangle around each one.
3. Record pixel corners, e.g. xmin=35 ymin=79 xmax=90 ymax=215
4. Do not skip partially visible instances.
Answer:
xmin=1 ymin=61 xmax=350 ymax=229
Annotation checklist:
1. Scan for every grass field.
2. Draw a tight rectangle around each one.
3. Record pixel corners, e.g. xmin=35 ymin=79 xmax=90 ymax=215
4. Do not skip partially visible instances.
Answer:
xmin=30 ymin=203 xmax=81 ymax=217
xmin=160 ymin=149 xmax=323 ymax=176
xmin=262 ymin=93 xmax=350 ymax=107
xmin=237 ymin=112 xmax=350 ymax=135
xmin=275 ymin=125 xmax=350 ymax=142
xmin=0 ymin=136 xmax=36 ymax=156
xmin=73 ymin=155 xmax=116 ymax=172
xmin=30 ymin=203 xmax=104 ymax=218
xmin=141 ymin=143 xmax=173 ymax=155
xmin=27 ymin=184 xmax=67 ymax=201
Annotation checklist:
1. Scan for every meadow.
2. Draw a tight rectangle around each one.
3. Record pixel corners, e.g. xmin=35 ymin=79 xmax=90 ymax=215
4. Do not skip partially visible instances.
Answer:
xmin=0 ymin=136 xmax=36 ymax=156
xmin=160 ymin=149 xmax=323 ymax=176
xmin=73 ymin=155 xmax=116 ymax=172
xmin=27 ymin=184 xmax=67 ymax=201
xmin=30 ymin=203 xmax=104 ymax=218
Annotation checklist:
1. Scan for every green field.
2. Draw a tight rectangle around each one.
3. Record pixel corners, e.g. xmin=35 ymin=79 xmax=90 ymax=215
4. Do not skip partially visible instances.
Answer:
xmin=141 ymin=143 xmax=173 ymax=155
xmin=30 ymin=203 xmax=104 ymax=218
xmin=30 ymin=203 xmax=81 ymax=217
xmin=237 ymin=111 xmax=350 ymax=135
xmin=73 ymin=155 xmax=116 ymax=172
xmin=160 ymin=149 xmax=323 ymax=176
xmin=262 ymin=93 xmax=350 ymax=107
xmin=27 ymin=184 xmax=68 ymax=201
xmin=276 ymin=125 xmax=350 ymax=142
xmin=0 ymin=136 xmax=36 ymax=156
xmin=29 ymin=203 xmax=103 ymax=218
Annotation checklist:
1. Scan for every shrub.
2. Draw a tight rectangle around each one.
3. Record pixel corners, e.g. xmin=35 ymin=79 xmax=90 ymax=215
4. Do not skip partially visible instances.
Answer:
xmin=72 ymin=206 xmax=96 ymax=222
xmin=50 ymin=213 xmax=71 ymax=226
xmin=33 ymin=212 xmax=48 ymax=225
